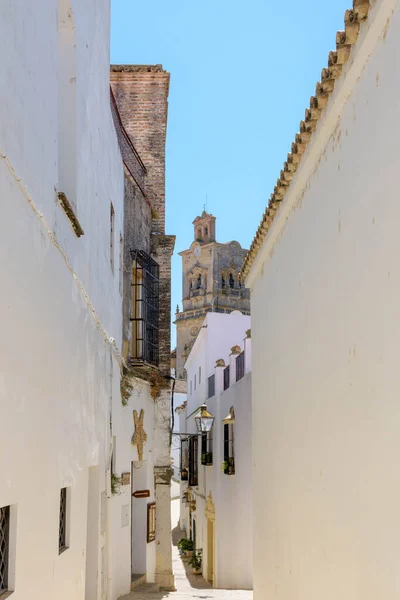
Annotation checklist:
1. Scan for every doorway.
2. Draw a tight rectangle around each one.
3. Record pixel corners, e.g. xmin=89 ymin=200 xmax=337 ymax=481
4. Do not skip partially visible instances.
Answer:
xmin=205 ymin=492 xmax=215 ymax=586
xmin=85 ymin=466 xmax=99 ymax=600
xmin=207 ymin=519 xmax=215 ymax=584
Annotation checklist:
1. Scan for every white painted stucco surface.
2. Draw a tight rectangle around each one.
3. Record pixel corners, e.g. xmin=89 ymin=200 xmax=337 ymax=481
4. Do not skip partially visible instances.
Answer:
xmin=0 ymin=1 xmax=127 ymax=599
xmin=247 ymin=2 xmax=400 ymax=599
xmin=181 ymin=313 xmax=252 ymax=590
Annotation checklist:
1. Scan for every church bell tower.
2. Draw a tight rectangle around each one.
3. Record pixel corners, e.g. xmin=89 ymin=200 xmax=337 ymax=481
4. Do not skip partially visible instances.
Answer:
xmin=174 ymin=211 xmax=250 ymax=381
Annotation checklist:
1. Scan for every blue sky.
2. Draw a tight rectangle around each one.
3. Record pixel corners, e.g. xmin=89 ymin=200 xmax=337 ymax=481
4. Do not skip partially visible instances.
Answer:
xmin=111 ymin=0 xmax=349 ymax=344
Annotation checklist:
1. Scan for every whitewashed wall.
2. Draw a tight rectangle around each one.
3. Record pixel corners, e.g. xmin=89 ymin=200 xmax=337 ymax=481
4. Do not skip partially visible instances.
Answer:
xmin=110 ymin=379 xmax=157 ymax=597
xmin=181 ymin=312 xmax=252 ymax=589
xmin=0 ymin=1 xmax=125 ymax=599
xmin=206 ymin=374 xmax=253 ymax=590
xmin=247 ymin=2 xmax=400 ymax=599
xmin=185 ymin=311 xmax=251 ymax=418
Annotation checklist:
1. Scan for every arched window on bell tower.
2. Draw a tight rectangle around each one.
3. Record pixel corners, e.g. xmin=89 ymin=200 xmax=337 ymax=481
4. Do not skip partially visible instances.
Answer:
xmin=197 ymin=274 xmax=202 ymax=289
xmin=229 ymin=273 xmax=235 ymax=289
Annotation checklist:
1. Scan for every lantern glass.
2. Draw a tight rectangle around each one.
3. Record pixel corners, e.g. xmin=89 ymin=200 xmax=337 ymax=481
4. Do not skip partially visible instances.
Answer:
xmin=194 ymin=404 xmax=215 ymax=433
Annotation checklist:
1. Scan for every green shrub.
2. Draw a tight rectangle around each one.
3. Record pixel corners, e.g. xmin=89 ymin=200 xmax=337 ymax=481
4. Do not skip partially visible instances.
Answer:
xmin=177 ymin=538 xmax=194 ymax=552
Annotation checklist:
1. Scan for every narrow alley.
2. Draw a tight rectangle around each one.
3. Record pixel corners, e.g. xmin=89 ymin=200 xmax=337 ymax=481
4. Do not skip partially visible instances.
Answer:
xmin=120 ymin=492 xmax=253 ymax=600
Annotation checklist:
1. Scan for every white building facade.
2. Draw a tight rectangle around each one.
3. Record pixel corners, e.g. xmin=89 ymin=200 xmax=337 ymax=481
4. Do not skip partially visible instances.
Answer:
xmin=0 ymin=2 xmax=174 ymax=599
xmin=0 ymin=1 xmax=124 ymax=599
xmin=243 ymin=2 xmax=400 ymax=599
xmin=178 ymin=312 xmax=253 ymax=590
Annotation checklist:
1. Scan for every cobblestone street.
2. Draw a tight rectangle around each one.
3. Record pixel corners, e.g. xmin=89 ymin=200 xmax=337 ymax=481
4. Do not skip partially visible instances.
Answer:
xmin=119 ymin=497 xmax=253 ymax=600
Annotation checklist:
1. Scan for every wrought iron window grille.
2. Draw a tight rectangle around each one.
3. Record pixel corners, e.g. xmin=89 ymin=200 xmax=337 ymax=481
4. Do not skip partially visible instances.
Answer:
xmin=180 ymin=438 xmax=189 ymax=481
xmin=201 ymin=433 xmax=213 ymax=465
xmin=223 ymin=365 xmax=230 ymax=390
xmin=223 ymin=424 xmax=235 ymax=475
xmin=130 ymin=250 xmax=160 ymax=367
xmin=0 ymin=506 xmax=10 ymax=595
xmin=207 ymin=374 xmax=215 ymax=399
xmin=59 ymin=488 xmax=67 ymax=554
xmin=188 ymin=436 xmax=199 ymax=486
xmin=147 ymin=503 xmax=156 ymax=543
xmin=236 ymin=351 xmax=245 ymax=381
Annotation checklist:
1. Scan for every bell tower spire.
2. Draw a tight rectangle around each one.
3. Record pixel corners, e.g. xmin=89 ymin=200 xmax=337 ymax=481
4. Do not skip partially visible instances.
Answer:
xmin=193 ymin=211 xmax=216 ymax=244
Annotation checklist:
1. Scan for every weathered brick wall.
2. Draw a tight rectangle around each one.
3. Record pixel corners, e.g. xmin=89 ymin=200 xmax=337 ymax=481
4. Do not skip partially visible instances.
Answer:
xmin=111 ymin=65 xmax=174 ymax=376
xmin=122 ymin=172 xmax=152 ymax=349
xmin=110 ymin=65 xmax=169 ymax=235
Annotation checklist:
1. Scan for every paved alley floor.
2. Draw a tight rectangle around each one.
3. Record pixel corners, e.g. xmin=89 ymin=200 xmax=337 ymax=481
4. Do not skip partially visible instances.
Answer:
xmin=119 ymin=497 xmax=253 ymax=600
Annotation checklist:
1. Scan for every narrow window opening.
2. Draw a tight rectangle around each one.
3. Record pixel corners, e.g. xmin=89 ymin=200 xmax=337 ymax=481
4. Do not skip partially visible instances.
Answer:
xmin=0 ymin=506 xmax=10 ymax=594
xmin=147 ymin=503 xmax=156 ymax=543
xmin=223 ymin=423 xmax=235 ymax=475
xmin=221 ymin=276 xmax=225 ymax=289
xmin=194 ymin=374 xmax=197 ymax=390
xmin=110 ymin=204 xmax=115 ymax=272
xmin=130 ymin=251 xmax=160 ymax=366
xmin=229 ymin=273 xmax=235 ymax=288
xmin=197 ymin=274 xmax=202 ymax=289
xmin=201 ymin=432 xmax=213 ymax=465
xmin=208 ymin=374 xmax=215 ymax=398
xmin=236 ymin=351 xmax=245 ymax=381
xmin=180 ymin=439 xmax=189 ymax=481
xmin=189 ymin=437 xmax=199 ymax=486
xmin=59 ymin=488 xmax=69 ymax=553
xmin=119 ymin=234 xmax=123 ymax=295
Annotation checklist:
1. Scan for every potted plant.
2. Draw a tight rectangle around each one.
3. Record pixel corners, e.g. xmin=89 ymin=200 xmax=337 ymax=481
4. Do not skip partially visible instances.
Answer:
xmin=177 ymin=538 xmax=194 ymax=559
xmin=189 ymin=549 xmax=202 ymax=574
xmin=201 ymin=452 xmax=213 ymax=465
xmin=220 ymin=457 xmax=235 ymax=475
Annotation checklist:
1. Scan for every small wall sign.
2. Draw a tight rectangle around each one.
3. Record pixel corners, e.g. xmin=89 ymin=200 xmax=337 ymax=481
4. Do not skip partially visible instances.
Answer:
xmin=132 ymin=489 xmax=150 ymax=498
xmin=121 ymin=472 xmax=130 ymax=486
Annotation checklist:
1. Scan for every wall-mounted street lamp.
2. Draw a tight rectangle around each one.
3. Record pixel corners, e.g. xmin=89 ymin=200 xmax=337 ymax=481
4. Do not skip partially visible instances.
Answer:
xmin=195 ymin=404 xmax=215 ymax=433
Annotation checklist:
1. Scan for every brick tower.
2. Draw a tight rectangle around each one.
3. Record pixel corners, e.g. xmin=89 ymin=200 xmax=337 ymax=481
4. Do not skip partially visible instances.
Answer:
xmin=174 ymin=211 xmax=250 ymax=380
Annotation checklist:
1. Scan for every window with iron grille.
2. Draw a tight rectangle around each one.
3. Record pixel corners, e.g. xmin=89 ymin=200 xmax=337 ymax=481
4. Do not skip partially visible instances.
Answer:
xmin=130 ymin=250 xmax=160 ymax=367
xmin=180 ymin=438 xmax=189 ymax=481
xmin=208 ymin=374 xmax=215 ymax=398
xmin=223 ymin=365 xmax=230 ymax=390
xmin=223 ymin=424 xmax=235 ymax=475
xmin=188 ymin=436 xmax=198 ymax=486
xmin=147 ymin=503 xmax=156 ymax=543
xmin=59 ymin=488 xmax=68 ymax=553
xmin=201 ymin=432 xmax=213 ymax=465
xmin=0 ymin=506 xmax=10 ymax=595
xmin=236 ymin=351 xmax=245 ymax=381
